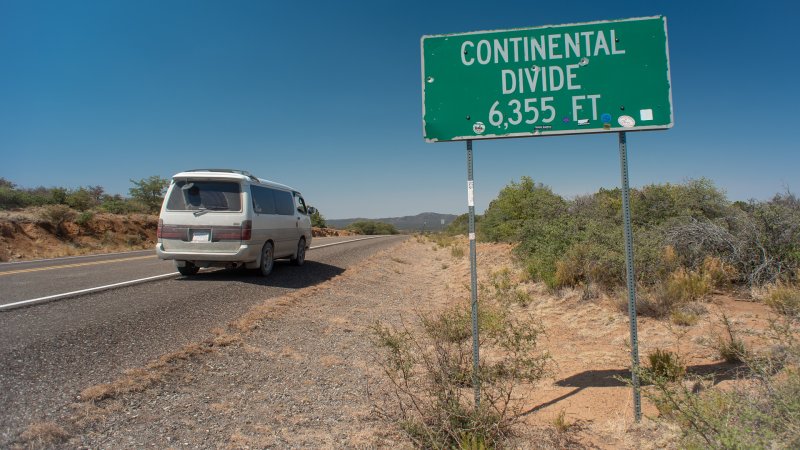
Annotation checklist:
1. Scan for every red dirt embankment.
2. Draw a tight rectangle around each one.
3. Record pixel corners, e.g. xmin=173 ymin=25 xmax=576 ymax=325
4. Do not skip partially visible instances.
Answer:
xmin=0 ymin=210 xmax=158 ymax=262
xmin=0 ymin=209 xmax=353 ymax=262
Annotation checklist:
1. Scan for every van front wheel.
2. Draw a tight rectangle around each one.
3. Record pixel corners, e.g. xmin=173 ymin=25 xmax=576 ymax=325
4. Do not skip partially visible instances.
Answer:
xmin=260 ymin=242 xmax=274 ymax=276
xmin=291 ymin=238 xmax=306 ymax=266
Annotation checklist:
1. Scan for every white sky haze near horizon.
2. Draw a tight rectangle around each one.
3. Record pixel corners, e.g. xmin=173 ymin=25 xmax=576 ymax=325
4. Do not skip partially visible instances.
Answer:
xmin=2 ymin=1 xmax=797 ymax=219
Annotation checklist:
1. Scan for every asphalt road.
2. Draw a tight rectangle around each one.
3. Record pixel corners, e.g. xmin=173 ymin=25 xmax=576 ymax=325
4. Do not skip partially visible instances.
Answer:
xmin=0 ymin=235 xmax=405 ymax=445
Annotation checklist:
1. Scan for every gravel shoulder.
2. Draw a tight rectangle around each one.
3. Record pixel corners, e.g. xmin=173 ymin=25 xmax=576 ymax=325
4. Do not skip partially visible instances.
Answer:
xmin=12 ymin=237 xmax=442 ymax=448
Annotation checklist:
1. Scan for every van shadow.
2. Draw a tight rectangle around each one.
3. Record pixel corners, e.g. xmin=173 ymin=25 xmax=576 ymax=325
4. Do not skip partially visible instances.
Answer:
xmin=519 ymin=361 xmax=746 ymax=417
xmin=176 ymin=260 xmax=345 ymax=289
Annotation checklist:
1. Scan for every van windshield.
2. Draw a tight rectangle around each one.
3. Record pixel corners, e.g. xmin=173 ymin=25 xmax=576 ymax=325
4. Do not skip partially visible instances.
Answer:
xmin=166 ymin=180 xmax=242 ymax=211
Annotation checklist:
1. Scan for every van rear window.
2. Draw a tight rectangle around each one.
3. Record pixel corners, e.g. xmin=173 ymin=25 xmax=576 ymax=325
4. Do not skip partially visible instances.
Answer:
xmin=166 ymin=181 xmax=242 ymax=211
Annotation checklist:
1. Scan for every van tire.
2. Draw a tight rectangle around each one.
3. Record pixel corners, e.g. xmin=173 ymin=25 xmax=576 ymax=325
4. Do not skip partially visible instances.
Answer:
xmin=260 ymin=242 xmax=274 ymax=276
xmin=177 ymin=262 xmax=199 ymax=276
xmin=291 ymin=238 xmax=306 ymax=266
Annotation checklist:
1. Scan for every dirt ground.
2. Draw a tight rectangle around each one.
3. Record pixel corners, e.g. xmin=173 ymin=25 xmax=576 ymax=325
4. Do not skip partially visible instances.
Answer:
xmin=0 ymin=208 xmax=354 ymax=262
xmin=11 ymin=236 xmax=777 ymax=448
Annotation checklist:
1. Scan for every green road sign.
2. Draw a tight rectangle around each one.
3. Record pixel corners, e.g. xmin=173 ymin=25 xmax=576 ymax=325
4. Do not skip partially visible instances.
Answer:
xmin=421 ymin=16 xmax=673 ymax=142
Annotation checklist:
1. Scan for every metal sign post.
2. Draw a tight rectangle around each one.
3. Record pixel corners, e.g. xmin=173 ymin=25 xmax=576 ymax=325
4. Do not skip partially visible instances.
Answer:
xmin=466 ymin=139 xmax=481 ymax=406
xmin=618 ymin=131 xmax=642 ymax=421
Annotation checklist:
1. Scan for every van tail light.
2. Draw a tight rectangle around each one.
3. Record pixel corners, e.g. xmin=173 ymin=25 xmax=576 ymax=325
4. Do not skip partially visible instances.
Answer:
xmin=158 ymin=221 xmax=186 ymax=239
xmin=241 ymin=220 xmax=252 ymax=240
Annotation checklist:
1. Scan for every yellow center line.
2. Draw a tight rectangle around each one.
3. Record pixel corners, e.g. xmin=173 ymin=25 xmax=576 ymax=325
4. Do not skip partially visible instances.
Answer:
xmin=0 ymin=255 xmax=155 ymax=276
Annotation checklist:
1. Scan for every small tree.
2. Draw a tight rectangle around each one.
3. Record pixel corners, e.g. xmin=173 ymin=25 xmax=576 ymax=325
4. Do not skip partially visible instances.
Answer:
xmin=128 ymin=176 xmax=169 ymax=214
xmin=310 ymin=209 xmax=327 ymax=228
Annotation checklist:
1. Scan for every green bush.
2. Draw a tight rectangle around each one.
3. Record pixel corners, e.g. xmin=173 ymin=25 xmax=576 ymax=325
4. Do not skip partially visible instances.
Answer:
xmin=646 ymin=348 xmax=686 ymax=382
xmin=310 ymin=209 xmax=327 ymax=228
xmin=480 ymin=177 xmax=798 ymax=293
xmin=444 ymin=213 xmax=479 ymax=237
xmin=372 ymin=278 xmax=549 ymax=447
xmin=639 ymin=313 xmax=799 ymax=449
xmin=346 ymin=220 xmax=398 ymax=235
xmin=38 ymin=205 xmax=76 ymax=237
xmin=75 ymin=211 xmax=94 ymax=228
xmin=128 ymin=175 xmax=169 ymax=214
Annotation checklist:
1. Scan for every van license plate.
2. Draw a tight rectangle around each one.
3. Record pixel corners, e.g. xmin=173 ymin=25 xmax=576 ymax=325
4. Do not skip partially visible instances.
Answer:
xmin=191 ymin=230 xmax=210 ymax=242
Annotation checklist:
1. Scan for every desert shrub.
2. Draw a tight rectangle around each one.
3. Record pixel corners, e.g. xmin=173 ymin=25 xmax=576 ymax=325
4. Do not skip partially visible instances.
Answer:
xmin=429 ymin=233 xmax=455 ymax=248
xmin=639 ymin=312 xmax=799 ymax=449
xmin=614 ymin=275 xmax=701 ymax=320
xmin=646 ymin=348 xmax=686 ymax=382
xmin=481 ymin=177 xmax=797 ymax=294
xmin=664 ymin=268 xmax=712 ymax=303
xmin=38 ymin=205 xmax=75 ymax=236
xmin=670 ymin=310 xmax=699 ymax=327
xmin=480 ymin=177 xmax=561 ymax=243
xmin=99 ymin=194 xmax=134 ymax=214
xmin=310 ymin=209 xmax=327 ymax=228
xmin=450 ymin=245 xmax=465 ymax=259
xmin=701 ymin=255 xmax=736 ymax=289
xmin=714 ymin=314 xmax=747 ymax=364
xmin=552 ymin=409 xmax=573 ymax=434
xmin=372 ymin=281 xmax=549 ymax=447
xmin=75 ymin=211 xmax=94 ymax=228
xmin=764 ymin=283 xmax=800 ymax=317
xmin=66 ymin=188 xmax=94 ymax=211
xmin=485 ymin=268 xmax=532 ymax=307
xmin=444 ymin=213 xmax=482 ymax=238
xmin=347 ymin=220 xmax=398 ymax=235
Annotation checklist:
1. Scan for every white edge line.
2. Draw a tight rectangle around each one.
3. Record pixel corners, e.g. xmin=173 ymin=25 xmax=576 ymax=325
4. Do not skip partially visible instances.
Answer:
xmin=309 ymin=235 xmax=389 ymax=249
xmin=0 ymin=235 xmax=398 ymax=311
xmin=0 ymin=272 xmax=178 ymax=310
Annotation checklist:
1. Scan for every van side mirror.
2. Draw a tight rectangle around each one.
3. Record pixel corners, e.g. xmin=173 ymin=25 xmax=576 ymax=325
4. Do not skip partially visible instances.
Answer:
xmin=308 ymin=206 xmax=317 ymax=215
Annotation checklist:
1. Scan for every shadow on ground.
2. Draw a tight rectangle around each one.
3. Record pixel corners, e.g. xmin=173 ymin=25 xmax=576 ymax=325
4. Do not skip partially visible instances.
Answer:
xmin=174 ymin=260 xmax=346 ymax=289
xmin=521 ymin=361 xmax=747 ymax=416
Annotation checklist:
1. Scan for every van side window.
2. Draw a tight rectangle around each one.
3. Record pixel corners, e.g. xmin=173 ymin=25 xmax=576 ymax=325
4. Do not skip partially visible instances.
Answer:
xmin=274 ymin=190 xmax=295 ymax=216
xmin=294 ymin=194 xmax=308 ymax=215
xmin=251 ymin=185 xmax=277 ymax=214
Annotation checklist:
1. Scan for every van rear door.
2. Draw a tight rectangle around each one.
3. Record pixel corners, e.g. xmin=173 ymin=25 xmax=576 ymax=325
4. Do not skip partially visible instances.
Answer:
xmin=160 ymin=179 xmax=247 ymax=253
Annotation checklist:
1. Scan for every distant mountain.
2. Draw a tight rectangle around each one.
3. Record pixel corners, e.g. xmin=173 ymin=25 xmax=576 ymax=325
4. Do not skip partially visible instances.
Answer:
xmin=327 ymin=212 xmax=459 ymax=231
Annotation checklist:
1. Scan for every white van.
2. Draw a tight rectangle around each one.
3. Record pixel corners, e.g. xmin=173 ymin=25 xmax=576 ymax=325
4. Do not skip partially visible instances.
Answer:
xmin=155 ymin=169 xmax=314 ymax=276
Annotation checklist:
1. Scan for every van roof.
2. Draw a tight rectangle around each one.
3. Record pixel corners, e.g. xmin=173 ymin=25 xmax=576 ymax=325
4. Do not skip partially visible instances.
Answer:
xmin=171 ymin=169 xmax=296 ymax=192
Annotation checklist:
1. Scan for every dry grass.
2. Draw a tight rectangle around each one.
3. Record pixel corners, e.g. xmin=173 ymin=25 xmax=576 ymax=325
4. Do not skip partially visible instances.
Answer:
xmin=18 ymin=422 xmax=70 ymax=448
xmin=764 ymin=283 xmax=800 ymax=317
xmin=78 ymin=332 xmax=240 ymax=402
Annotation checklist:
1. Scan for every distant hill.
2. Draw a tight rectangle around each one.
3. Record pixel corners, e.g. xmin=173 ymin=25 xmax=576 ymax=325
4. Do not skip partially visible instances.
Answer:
xmin=327 ymin=212 xmax=459 ymax=232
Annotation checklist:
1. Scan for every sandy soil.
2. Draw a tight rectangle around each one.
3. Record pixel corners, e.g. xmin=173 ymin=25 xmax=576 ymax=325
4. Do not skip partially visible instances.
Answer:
xmin=10 ymin=236 xmax=777 ymax=448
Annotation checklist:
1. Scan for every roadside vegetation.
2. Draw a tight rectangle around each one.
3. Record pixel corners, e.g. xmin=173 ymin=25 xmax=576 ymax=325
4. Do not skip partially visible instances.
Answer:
xmin=430 ymin=176 xmax=800 ymax=448
xmin=472 ymin=177 xmax=798 ymax=302
xmin=0 ymin=176 xmax=169 ymax=214
xmin=372 ymin=266 xmax=549 ymax=448
xmin=346 ymin=220 xmax=399 ymax=235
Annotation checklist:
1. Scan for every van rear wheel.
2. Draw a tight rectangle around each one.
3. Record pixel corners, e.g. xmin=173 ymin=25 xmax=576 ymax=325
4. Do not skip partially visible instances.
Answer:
xmin=291 ymin=238 xmax=306 ymax=266
xmin=177 ymin=262 xmax=199 ymax=276
xmin=260 ymin=242 xmax=274 ymax=276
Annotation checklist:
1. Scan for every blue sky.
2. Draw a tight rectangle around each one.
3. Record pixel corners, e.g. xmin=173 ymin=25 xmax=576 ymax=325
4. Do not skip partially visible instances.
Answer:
xmin=1 ymin=0 xmax=797 ymax=219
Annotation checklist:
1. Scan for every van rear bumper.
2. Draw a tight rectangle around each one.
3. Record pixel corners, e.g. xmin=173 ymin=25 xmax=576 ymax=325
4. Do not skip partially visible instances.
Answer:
xmin=155 ymin=243 xmax=261 ymax=263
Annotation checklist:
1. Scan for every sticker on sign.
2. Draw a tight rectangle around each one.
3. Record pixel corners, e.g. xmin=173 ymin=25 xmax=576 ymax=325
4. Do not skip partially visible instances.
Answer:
xmin=421 ymin=16 xmax=673 ymax=142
